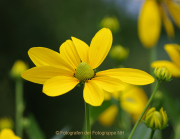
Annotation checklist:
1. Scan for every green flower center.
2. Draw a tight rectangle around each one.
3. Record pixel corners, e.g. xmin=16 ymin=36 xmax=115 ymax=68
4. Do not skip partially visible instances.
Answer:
xmin=75 ymin=62 xmax=95 ymax=82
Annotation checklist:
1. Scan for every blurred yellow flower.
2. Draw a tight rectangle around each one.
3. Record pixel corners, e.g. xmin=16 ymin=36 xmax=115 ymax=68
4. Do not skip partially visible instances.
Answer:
xmin=0 ymin=117 xmax=13 ymax=130
xmin=151 ymin=44 xmax=180 ymax=77
xmin=21 ymin=28 xmax=154 ymax=106
xmin=98 ymin=85 xmax=148 ymax=126
xmin=0 ymin=129 xmax=21 ymax=139
xmin=138 ymin=0 xmax=180 ymax=48
xmin=10 ymin=60 xmax=28 ymax=79
xmin=100 ymin=16 xmax=120 ymax=33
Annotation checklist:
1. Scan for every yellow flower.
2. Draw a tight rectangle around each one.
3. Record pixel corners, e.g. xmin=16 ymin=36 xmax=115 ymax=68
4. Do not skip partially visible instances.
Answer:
xmin=100 ymin=16 xmax=120 ymax=33
xmin=21 ymin=28 xmax=154 ymax=106
xmin=138 ymin=0 xmax=180 ymax=48
xmin=10 ymin=60 xmax=28 ymax=79
xmin=0 ymin=117 xmax=13 ymax=130
xmin=98 ymin=85 xmax=148 ymax=126
xmin=144 ymin=107 xmax=168 ymax=130
xmin=151 ymin=44 xmax=180 ymax=77
xmin=0 ymin=129 xmax=21 ymax=139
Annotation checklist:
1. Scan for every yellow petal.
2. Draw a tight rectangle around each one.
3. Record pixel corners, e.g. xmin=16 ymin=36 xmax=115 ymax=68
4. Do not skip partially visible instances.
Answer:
xmin=160 ymin=6 xmax=174 ymax=39
xmin=43 ymin=76 xmax=79 ymax=97
xmin=97 ymin=68 xmax=154 ymax=85
xmin=92 ymin=76 xmax=125 ymax=92
xmin=71 ymin=37 xmax=90 ymax=64
xmin=28 ymin=47 xmax=73 ymax=71
xmin=0 ymin=129 xmax=21 ymax=139
xmin=89 ymin=28 xmax=112 ymax=69
xmin=83 ymin=81 xmax=104 ymax=106
xmin=151 ymin=61 xmax=180 ymax=77
xmin=59 ymin=40 xmax=80 ymax=69
xmin=138 ymin=0 xmax=161 ymax=48
xmin=21 ymin=66 xmax=73 ymax=84
xmin=165 ymin=44 xmax=180 ymax=68
xmin=166 ymin=1 xmax=180 ymax=28
xmin=120 ymin=86 xmax=148 ymax=115
xmin=98 ymin=105 xmax=118 ymax=126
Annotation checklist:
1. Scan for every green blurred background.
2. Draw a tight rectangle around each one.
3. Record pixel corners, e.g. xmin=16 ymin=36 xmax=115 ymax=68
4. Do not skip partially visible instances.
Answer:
xmin=0 ymin=0 xmax=180 ymax=139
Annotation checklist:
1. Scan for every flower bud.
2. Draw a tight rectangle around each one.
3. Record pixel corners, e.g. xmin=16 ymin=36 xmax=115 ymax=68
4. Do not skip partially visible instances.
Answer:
xmin=154 ymin=67 xmax=171 ymax=82
xmin=109 ymin=45 xmax=129 ymax=61
xmin=0 ymin=117 xmax=13 ymax=130
xmin=100 ymin=16 xmax=120 ymax=33
xmin=10 ymin=60 xmax=28 ymax=79
xmin=144 ymin=107 xmax=168 ymax=130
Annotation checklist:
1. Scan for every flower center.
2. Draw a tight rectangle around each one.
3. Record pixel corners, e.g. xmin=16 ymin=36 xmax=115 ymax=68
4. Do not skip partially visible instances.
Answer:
xmin=75 ymin=62 xmax=95 ymax=82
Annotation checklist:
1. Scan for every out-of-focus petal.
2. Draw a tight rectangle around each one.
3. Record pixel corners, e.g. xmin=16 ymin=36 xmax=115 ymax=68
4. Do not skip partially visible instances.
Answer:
xmin=83 ymin=81 xmax=104 ymax=106
xmin=138 ymin=0 xmax=161 ymax=48
xmin=43 ymin=76 xmax=79 ymax=96
xmin=151 ymin=60 xmax=180 ymax=77
xmin=120 ymin=86 xmax=148 ymax=115
xmin=89 ymin=28 xmax=112 ymax=69
xmin=21 ymin=66 xmax=73 ymax=84
xmin=59 ymin=40 xmax=80 ymax=70
xmin=166 ymin=0 xmax=180 ymax=28
xmin=97 ymin=68 xmax=154 ymax=85
xmin=71 ymin=37 xmax=90 ymax=64
xmin=98 ymin=105 xmax=118 ymax=126
xmin=165 ymin=44 xmax=180 ymax=68
xmin=160 ymin=6 xmax=174 ymax=39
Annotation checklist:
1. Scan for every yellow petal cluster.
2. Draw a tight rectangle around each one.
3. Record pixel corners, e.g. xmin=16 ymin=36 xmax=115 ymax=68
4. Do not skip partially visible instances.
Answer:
xmin=151 ymin=44 xmax=180 ymax=78
xmin=21 ymin=28 xmax=154 ymax=106
xmin=145 ymin=107 xmax=168 ymax=130
xmin=0 ymin=129 xmax=21 ymax=139
xmin=138 ymin=0 xmax=180 ymax=48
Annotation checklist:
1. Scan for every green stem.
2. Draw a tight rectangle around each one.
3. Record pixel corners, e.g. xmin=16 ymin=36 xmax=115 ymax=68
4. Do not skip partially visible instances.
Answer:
xmin=85 ymin=102 xmax=91 ymax=139
xmin=150 ymin=46 xmax=157 ymax=92
xmin=149 ymin=129 xmax=155 ymax=139
xmin=15 ymin=79 xmax=24 ymax=137
xmin=128 ymin=81 xmax=160 ymax=139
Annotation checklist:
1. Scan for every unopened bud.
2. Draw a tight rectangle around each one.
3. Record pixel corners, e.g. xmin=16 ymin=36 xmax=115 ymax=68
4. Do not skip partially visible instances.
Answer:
xmin=10 ymin=60 xmax=28 ymax=79
xmin=144 ymin=107 xmax=168 ymax=130
xmin=154 ymin=67 xmax=171 ymax=82
xmin=100 ymin=16 xmax=120 ymax=33
xmin=109 ymin=45 xmax=129 ymax=61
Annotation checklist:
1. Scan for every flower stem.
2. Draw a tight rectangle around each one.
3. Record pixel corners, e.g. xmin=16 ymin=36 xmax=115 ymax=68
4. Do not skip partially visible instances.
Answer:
xmin=15 ymin=79 xmax=24 ymax=137
xmin=128 ymin=81 xmax=160 ymax=139
xmin=85 ymin=102 xmax=91 ymax=139
xmin=150 ymin=46 xmax=157 ymax=92
xmin=149 ymin=129 xmax=155 ymax=139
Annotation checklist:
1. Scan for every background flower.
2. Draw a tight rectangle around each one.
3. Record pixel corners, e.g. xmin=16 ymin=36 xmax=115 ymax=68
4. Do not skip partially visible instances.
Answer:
xmin=138 ymin=0 xmax=180 ymax=48
xmin=151 ymin=44 xmax=180 ymax=77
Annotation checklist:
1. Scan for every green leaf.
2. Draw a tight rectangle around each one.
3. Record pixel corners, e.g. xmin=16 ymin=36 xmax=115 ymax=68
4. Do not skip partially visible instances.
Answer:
xmin=24 ymin=114 xmax=45 ymax=139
